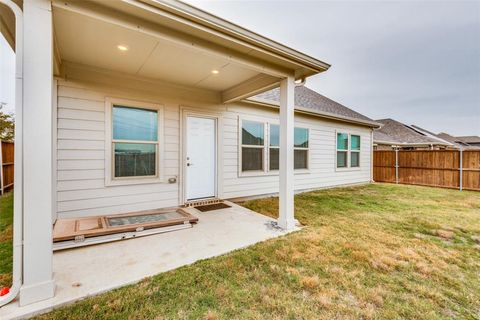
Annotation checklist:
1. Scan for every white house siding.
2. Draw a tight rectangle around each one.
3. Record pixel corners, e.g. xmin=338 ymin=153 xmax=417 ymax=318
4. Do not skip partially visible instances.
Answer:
xmin=220 ymin=104 xmax=372 ymax=199
xmin=55 ymin=77 xmax=372 ymax=219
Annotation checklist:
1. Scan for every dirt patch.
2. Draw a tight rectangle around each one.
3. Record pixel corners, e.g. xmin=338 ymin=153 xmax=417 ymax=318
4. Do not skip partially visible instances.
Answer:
xmin=435 ymin=229 xmax=455 ymax=239
xmin=300 ymin=275 xmax=320 ymax=289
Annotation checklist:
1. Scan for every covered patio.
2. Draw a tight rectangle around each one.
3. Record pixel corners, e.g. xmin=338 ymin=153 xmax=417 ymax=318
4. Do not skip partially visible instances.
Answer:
xmin=0 ymin=0 xmax=329 ymax=314
xmin=0 ymin=201 xmax=297 ymax=319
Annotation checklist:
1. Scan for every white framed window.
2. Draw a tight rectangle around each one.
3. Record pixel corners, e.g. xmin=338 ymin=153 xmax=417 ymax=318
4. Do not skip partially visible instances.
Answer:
xmin=294 ymin=127 xmax=309 ymax=170
xmin=336 ymin=132 xmax=361 ymax=169
xmin=239 ymin=117 xmax=309 ymax=175
xmin=105 ymin=98 xmax=164 ymax=186
xmin=240 ymin=119 xmax=265 ymax=172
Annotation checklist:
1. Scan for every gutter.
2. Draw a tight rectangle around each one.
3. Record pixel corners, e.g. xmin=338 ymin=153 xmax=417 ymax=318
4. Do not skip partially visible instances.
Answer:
xmin=244 ymin=97 xmax=382 ymax=128
xmin=0 ymin=0 xmax=23 ymax=307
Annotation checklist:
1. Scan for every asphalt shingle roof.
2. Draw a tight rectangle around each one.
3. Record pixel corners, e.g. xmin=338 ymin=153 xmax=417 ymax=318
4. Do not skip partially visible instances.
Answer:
xmin=249 ymin=86 xmax=375 ymax=124
xmin=374 ymin=119 xmax=450 ymax=145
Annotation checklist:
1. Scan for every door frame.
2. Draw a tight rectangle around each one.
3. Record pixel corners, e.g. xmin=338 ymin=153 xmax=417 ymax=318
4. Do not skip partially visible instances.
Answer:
xmin=180 ymin=106 xmax=223 ymax=204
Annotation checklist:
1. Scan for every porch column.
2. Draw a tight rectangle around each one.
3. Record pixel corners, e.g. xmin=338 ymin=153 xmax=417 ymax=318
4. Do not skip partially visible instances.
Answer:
xmin=278 ymin=76 xmax=295 ymax=230
xmin=19 ymin=0 xmax=55 ymax=305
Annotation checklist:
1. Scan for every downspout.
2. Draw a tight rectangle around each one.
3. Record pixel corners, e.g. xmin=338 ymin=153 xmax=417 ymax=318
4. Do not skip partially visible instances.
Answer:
xmin=0 ymin=0 xmax=23 ymax=307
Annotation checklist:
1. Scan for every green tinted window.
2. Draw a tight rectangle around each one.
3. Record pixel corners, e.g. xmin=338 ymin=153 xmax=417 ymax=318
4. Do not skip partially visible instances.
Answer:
xmin=351 ymin=135 xmax=360 ymax=150
xmin=294 ymin=128 xmax=309 ymax=148
xmin=337 ymin=133 xmax=348 ymax=150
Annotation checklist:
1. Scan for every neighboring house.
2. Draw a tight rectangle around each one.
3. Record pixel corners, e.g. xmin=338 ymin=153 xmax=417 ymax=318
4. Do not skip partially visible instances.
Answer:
xmin=0 ymin=0 xmax=379 ymax=310
xmin=436 ymin=133 xmax=480 ymax=149
xmin=455 ymin=136 xmax=480 ymax=147
xmin=373 ymin=119 xmax=455 ymax=150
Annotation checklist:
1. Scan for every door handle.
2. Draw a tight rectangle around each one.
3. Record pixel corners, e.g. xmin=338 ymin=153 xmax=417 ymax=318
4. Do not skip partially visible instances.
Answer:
xmin=187 ymin=163 xmax=193 ymax=167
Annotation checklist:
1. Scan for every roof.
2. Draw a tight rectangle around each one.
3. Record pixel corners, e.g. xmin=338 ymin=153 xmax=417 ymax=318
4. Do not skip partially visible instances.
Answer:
xmin=246 ymin=86 xmax=380 ymax=128
xmin=437 ymin=133 xmax=480 ymax=149
xmin=455 ymin=136 xmax=480 ymax=143
xmin=373 ymin=119 xmax=452 ymax=146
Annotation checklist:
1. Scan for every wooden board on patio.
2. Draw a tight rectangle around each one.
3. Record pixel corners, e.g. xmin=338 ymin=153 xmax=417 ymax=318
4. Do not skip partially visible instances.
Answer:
xmin=53 ymin=208 xmax=199 ymax=242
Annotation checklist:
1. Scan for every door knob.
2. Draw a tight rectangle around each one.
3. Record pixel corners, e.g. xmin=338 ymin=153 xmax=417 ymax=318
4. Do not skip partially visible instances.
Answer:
xmin=187 ymin=163 xmax=193 ymax=166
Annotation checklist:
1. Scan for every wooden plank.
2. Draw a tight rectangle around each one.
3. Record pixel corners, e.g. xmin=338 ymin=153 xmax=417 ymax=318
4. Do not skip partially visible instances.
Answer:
xmin=53 ymin=208 xmax=198 ymax=242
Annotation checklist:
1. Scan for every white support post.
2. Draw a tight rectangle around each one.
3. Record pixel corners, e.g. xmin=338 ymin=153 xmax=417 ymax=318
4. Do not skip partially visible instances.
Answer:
xmin=19 ymin=0 xmax=55 ymax=306
xmin=278 ymin=76 xmax=295 ymax=230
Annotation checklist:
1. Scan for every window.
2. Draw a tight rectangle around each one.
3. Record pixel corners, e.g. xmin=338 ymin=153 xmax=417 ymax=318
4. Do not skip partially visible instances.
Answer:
xmin=336 ymin=132 xmax=361 ymax=169
xmin=112 ymin=106 xmax=159 ymax=178
xmin=294 ymin=128 xmax=309 ymax=169
xmin=269 ymin=124 xmax=279 ymax=170
xmin=240 ymin=119 xmax=309 ymax=174
xmin=350 ymin=135 xmax=360 ymax=167
xmin=241 ymin=120 xmax=265 ymax=171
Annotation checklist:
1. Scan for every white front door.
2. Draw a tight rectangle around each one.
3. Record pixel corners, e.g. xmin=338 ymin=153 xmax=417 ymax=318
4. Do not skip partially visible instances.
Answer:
xmin=185 ymin=116 xmax=217 ymax=200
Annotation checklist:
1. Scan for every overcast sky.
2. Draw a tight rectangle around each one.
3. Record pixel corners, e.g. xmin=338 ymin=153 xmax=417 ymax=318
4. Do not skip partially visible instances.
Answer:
xmin=0 ymin=1 xmax=479 ymax=135
xmin=186 ymin=0 xmax=480 ymax=136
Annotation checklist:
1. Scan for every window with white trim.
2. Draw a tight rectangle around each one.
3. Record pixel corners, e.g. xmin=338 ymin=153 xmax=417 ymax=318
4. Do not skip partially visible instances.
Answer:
xmin=294 ymin=127 xmax=309 ymax=169
xmin=112 ymin=105 xmax=159 ymax=178
xmin=240 ymin=119 xmax=309 ymax=173
xmin=350 ymin=135 xmax=360 ymax=167
xmin=336 ymin=132 xmax=360 ymax=168
xmin=241 ymin=120 xmax=265 ymax=172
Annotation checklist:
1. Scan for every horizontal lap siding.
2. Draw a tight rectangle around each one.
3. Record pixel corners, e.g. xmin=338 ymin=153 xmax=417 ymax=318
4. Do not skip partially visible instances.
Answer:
xmin=221 ymin=105 xmax=372 ymax=199
xmin=56 ymin=81 xmax=372 ymax=219
xmin=56 ymin=82 xmax=181 ymax=218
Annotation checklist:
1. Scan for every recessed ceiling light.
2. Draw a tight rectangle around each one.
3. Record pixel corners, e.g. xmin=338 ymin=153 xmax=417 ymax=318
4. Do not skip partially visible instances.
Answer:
xmin=211 ymin=70 xmax=219 ymax=74
xmin=117 ymin=45 xmax=129 ymax=51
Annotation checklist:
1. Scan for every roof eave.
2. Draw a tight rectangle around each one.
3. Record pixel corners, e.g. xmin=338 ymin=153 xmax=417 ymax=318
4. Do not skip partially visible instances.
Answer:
xmin=244 ymin=97 xmax=381 ymax=128
xmin=142 ymin=0 xmax=331 ymax=75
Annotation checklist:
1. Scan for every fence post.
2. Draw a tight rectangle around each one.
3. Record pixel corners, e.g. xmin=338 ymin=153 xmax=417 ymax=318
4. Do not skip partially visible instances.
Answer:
xmin=395 ymin=147 xmax=399 ymax=184
xmin=0 ymin=140 xmax=3 ymax=195
xmin=459 ymin=148 xmax=463 ymax=191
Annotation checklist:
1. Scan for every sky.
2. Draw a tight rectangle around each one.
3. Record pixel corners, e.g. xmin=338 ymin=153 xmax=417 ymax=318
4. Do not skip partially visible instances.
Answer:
xmin=0 ymin=1 xmax=479 ymax=135
xmin=185 ymin=0 xmax=480 ymax=136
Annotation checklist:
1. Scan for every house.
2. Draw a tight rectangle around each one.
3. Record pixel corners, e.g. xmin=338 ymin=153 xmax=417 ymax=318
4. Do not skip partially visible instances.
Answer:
xmin=436 ymin=132 xmax=480 ymax=149
xmin=373 ymin=119 xmax=455 ymax=150
xmin=0 ymin=0 xmax=379 ymax=313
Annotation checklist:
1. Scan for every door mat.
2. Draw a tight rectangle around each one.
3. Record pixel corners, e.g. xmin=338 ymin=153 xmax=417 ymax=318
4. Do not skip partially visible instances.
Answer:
xmin=195 ymin=202 xmax=231 ymax=212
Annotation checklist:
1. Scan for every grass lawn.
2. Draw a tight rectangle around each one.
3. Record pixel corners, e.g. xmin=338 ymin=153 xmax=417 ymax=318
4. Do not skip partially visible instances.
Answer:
xmin=9 ymin=184 xmax=480 ymax=319
xmin=0 ymin=191 xmax=13 ymax=288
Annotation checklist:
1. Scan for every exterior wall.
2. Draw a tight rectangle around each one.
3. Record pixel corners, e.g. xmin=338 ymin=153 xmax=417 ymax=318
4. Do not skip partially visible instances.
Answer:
xmin=56 ymin=76 xmax=372 ymax=219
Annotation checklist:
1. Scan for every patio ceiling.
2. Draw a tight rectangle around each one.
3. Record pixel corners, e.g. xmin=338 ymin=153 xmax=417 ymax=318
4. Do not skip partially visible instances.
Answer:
xmin=53 ymin=7 xmax=262 ymax=92
xmin=51 ymin=0 xmax=330 ymax=102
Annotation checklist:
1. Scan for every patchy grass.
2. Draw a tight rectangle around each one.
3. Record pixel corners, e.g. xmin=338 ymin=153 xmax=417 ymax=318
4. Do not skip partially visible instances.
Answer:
xmin=27 ymin=184 xmax=480 ymax=319
xmin=0 ymin=191 xmax=13 ymax=288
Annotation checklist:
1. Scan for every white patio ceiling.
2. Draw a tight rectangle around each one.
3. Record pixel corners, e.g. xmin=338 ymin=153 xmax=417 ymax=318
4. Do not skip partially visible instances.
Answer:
xmin=53 ymin=7 xmax=268 ymax=92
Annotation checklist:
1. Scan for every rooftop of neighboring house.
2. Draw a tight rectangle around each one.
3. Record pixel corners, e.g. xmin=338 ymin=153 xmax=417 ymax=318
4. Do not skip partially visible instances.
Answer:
xmin=455 ymin=136 xmax=480 ymax=144
xmin=437 ymin=132 xmax=480 ymax=149
xmin=247 ymin=86 xmax=380 ymax=128
xmin=373 ymin=119 xmax=453 ymax=147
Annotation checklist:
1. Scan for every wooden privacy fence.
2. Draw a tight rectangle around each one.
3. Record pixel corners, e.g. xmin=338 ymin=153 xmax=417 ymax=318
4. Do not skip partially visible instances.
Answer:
xmin=0 ymin=140 xmax=14 ymax=194
xmin=373 ymin=150 xmax=480 ymax=191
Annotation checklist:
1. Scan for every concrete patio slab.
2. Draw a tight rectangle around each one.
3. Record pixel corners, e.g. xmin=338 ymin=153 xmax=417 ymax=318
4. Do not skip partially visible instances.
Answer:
xmin=0 ymin=202 xmax=297 ymax=319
